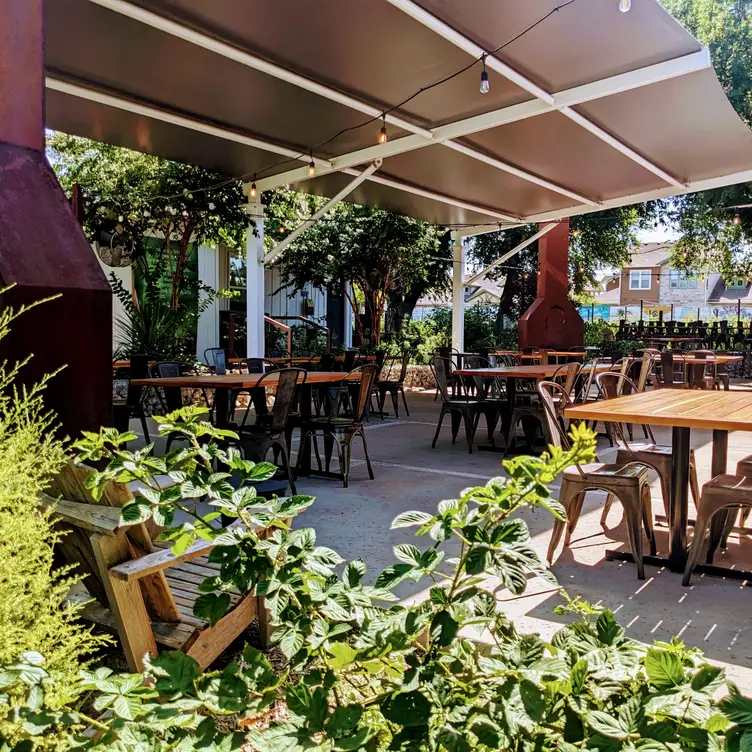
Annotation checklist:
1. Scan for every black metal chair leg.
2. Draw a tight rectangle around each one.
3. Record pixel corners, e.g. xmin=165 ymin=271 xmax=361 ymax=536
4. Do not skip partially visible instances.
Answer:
xmin=432 ymin=406 xmax=447 ymax=448
xmin=390 ymin=389 xmax=400 ymax=419
xmin=400 ymin=386 xmax=410 ymax=416
xmin=360 ymin=430 xmax=375 ymax=480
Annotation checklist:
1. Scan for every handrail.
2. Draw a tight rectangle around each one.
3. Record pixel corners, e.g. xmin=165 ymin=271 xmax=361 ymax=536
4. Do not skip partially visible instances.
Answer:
xmin=264 ymin=315 xmax=292 ymax=355
xmin=267 ymin=315 xmax=332 ymax=352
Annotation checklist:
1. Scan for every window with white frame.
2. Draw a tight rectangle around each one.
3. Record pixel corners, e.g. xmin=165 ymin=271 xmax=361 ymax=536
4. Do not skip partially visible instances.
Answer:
xmin=629 ymin=270 xmax=651 ymax=290
xmin=669 ymin=270 xmax=697 ymax=289
xmin=727 ymin=278 xmax=748 ymax=289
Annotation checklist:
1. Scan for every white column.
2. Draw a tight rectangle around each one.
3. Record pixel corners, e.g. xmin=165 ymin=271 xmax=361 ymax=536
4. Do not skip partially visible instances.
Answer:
xmin=246 ymin=198 xmax=265 ymax=357
xmin=344 ymin=282 xmax=354 ymax=348
xmin=451 ymin=232 xmax=465 ymax=353
xmin=195 ymin=244 xmax=220 ymax=362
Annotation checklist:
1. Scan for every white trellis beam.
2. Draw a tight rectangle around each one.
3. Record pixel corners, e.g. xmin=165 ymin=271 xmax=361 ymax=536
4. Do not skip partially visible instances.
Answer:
xmin=87 ymin=0 xmax=434 ymax=140
xmin=451 ymin=232 xmax=465 ymax=354
xmin=266 ymin=160 xmax=383 ymax=264
xmin=253 ymin=48 xmax=710 ymax=195
xmin=463 ymin=223 xmax=557 ymax=288
xmin=385 ymin=0 xmax=706 ymax=187
xmin=46 ymin=76 xmax=333 ymax=169
xmin=341 ymin=168 xmax=518 ymax=222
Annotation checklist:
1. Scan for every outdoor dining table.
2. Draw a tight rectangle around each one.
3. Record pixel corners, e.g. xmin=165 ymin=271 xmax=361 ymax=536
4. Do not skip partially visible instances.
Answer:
xmin=132 ymin=370 xmax=361 ymax=477
xmin=565 ymin=388 xmax=752 ymax=582
xmin=454 ymin=363 xmax=610 ymax=452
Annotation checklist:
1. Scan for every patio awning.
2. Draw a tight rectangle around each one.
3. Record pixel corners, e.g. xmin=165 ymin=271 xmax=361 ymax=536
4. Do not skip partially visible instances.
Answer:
xmin=44 ymin=0 xmax=752 ymax=229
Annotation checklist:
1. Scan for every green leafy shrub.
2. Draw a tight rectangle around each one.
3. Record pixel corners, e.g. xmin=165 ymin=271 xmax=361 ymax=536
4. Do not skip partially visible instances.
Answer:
xmin=0 ymin=296 xmax=106 ymax=749
xmin=5 ymin=409 xmax=752 ymax=750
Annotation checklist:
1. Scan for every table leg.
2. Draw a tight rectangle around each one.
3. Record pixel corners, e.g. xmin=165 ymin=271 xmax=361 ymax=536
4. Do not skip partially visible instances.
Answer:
xmin=709 ymin=430 xmax=730 ymax=554
xmin=298 ymin=382 xmax=313 ymax=475
xmin=213 ymin=389 xmax=231 ymax=430
xmin=669 ymin=426 xmax=691 ymax=572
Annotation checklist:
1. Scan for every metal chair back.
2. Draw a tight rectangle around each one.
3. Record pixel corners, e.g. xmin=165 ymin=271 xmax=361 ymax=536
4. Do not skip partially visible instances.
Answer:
xmin=430 ymin=357 xmax=453 ymax=403
xmin=213 ymin=349 xmax=227 ymax=375
xmin=255 ymin=368 xmax=306 ymax=438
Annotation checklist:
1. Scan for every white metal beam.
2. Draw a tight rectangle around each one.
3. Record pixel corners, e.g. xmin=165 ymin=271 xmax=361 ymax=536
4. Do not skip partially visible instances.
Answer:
xmin=442 ymin=141 xmax=598 ymax=206
xmin=88 ymin=0 xmax=434 ymax=141
xmin=451 ymin=232 xmax=465 ymax=353
xmin=523 ymin=169 xmax=752 ymax=225
xmin=463 ymin=223 xmax=557 ymax=288
xmin=253 ymin=48 xmax=710 ymax=195
xmin=455 ymin=222 xmax=524 ymax=238
xmin=341 ymin=168 xmax=518 ymax=222
xmin=46 ymin=75 xmax=333 ymax=169
xmin=266 ymin=161 xmax=382 ymax=264
xmin=384 ymin=0 xmax=705 ymax=187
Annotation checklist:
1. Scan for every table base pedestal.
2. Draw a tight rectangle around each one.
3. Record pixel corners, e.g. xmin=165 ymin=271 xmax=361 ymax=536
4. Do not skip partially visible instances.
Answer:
xmin=605 ymin=549 xmax=752 ymax=584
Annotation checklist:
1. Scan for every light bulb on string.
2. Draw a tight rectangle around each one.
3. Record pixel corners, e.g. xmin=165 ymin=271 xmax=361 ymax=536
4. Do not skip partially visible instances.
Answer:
xmin=378 ymin=118 xmax=388 ymax=145
xmin=307 ymin=153 xmax=316 ymax=177
xmin=734 ymin=214 xmax=742 ymax=225
xmin=619 ymin=0 xmax=631 ymax=12
xmin=479 ymin=55 xmax=490 ymax=94
xmin=250 ymin=180 xmax=257 ymax=199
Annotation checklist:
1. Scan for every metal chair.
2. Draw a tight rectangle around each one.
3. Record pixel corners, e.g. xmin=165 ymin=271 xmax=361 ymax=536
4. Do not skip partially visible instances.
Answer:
xmin=239 ymin=368 xmax=305 ymax=495
xmin=430 ymin=357 xmax=484 ymax=453
xmin=296 ymin=365 xmax=379 ymax=487
xmin=112 ymin=354 xmax=151 ymax=443
xmin=538 ymin=380 xmax=656 ymax=580
xmin=376 ymin=351 xmax=411 ymax=418
xmin=683 ymin=474 xmax=752 ymax=585
xmin=204 ymin=347 xmax=235 ymax=370
xmin=658 ymin=350 xmax=687 ymax=388
xmin=595 ymin=371 xmax=700 ymax=527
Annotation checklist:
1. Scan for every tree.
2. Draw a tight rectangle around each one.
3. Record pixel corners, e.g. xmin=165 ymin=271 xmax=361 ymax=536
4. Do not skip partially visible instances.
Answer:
xmin=659 ymin=0 xmax=752 ymax=275
xmin=46 ymin=132 xmax=248 ymax=315
xmin=271 ymin=198 xmax=446 ymax=345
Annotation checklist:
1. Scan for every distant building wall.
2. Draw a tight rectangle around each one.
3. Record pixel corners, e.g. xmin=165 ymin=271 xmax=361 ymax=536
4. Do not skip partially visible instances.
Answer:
xmin=94 ymin=246 xmax=131 ymax=354
xmin=619 ymin=266 xmax=660 ymax=306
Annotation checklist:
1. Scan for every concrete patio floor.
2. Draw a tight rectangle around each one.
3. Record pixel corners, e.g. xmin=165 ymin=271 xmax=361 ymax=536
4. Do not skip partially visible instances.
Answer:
xmin=134 ymin=389 xmax=752 ymax=691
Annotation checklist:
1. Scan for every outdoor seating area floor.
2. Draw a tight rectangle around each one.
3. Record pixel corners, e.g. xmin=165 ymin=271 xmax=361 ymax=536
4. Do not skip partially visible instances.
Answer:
xmin=135 ymin=390 xmax=752 ymax=690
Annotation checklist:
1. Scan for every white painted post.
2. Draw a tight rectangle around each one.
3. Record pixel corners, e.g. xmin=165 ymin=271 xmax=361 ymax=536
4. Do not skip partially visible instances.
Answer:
xmin=451 ymin=232 xmax=465 ymax=354
xmin=195 ymin=244 xmax=220 ymax=362
xmin=246 ymin=197 xmax=265 ymax=357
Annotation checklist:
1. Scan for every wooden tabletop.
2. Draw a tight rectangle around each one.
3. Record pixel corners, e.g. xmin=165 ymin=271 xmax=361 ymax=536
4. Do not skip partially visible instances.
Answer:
xmin=670 ymin=353 xmax=742 ymax=364
xmin=565 ymin=389 xmax=752 ymax=432
xmin=491 ymin=350 xmax=587 ymax=359
xmin=132 ymin=371 xmax=360 ymax=389
xmin=456 ymin=364 xmax=608 ymax=379
xmin=228 ymin=354 xmax=399 ymax=365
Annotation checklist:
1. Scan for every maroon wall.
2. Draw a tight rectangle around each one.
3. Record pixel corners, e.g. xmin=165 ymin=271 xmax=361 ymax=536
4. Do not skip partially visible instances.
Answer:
xmin=0 ymin=0 xmax=112 ymax=439
xmin=518 ymin=219 xmax=584 ymax=350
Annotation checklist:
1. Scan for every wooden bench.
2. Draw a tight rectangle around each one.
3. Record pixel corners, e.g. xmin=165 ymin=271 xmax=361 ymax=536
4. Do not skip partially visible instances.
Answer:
xmin=47 ymin=461 xmax=269 ymax=672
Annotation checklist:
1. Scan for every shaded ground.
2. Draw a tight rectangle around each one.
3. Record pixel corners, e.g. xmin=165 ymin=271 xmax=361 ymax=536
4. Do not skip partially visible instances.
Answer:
xmin=133 ymin=388 xmax=752 ymax=690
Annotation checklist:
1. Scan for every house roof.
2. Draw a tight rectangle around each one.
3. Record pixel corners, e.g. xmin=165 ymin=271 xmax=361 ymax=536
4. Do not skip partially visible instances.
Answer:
xmin=592 ymin=286 xmax=620 ymax=305
xmin=622 ymin=242 xmax=673 ymax=268
xmin=706 ymin=273 xmax=752 ymax=303
xmin=43 ymin=0 xmax=752 ymax=229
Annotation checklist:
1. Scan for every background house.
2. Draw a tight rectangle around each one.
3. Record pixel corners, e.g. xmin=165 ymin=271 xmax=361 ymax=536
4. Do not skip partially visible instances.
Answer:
xmin=583 ymin=242 xmax=752 ymax=322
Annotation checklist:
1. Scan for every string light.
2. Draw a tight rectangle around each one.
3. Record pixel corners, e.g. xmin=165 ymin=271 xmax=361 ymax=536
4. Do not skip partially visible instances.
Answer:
xmin=572 ymin=228 xmax=581 ymax=238
xmin=734 ymin=214 xmax=742 ymax=225
xmin=250 ymin=181 xmax=257 ymax=199
xmin=479 ymin=55 xmax=490 ymax=95
xmin=378 ymin=119 xmax=388 ymax=145
xmin=307 ymin=153 xmax=316 ymax=177
xmin=619 ymin=0 xmax=631 ymax=12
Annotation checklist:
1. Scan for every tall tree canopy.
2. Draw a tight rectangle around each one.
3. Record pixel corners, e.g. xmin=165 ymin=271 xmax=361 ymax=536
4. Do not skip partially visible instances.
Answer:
xmin=660 ymin=0 xmax=752 ymax=277
xmin=269 ymin=197 xmax=447 ymax=344
xmin=47 ymin=132 xmax=247 ymax=310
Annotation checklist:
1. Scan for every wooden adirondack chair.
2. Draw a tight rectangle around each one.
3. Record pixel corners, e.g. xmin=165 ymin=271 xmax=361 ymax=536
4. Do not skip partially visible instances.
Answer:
xmin=46 ymin=461 xmax=269 ymax=672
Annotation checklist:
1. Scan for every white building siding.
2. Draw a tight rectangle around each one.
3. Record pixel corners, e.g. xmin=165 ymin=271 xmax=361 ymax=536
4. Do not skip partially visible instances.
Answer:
xmin=93 ymin=246 xmax=131 ymax=354
xmin=264 ymin=265 xmax=327 ymax=322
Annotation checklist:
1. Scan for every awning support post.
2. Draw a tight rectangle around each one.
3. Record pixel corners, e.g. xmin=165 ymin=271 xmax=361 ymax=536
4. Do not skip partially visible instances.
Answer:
xmin=247 ymin=196 xmax=265 ymax=358
xmin=451 ymin=231 xmax=464 ymax=354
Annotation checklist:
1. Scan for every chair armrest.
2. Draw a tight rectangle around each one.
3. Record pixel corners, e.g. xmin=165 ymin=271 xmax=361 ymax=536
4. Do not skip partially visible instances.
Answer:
xmin=39 ymin=492 xmax=123 ymax=536
xmin=109 ymin=522 xmax=247 ymax=582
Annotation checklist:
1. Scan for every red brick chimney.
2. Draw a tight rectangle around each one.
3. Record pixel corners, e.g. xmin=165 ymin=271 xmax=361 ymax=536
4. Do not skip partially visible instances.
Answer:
xmin=518 ymin=219 xmax=584 ymax=350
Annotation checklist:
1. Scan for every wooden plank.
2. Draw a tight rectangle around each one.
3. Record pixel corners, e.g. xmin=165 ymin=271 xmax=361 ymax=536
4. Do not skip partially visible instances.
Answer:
xmin=90 ymin=533 xmax=158 ymax=673
xmin=565 ymin=389 xmax=752 ymax=432
xmin=185 ymin=594 xmax=257 ymax=670
xmin=132 ymin=371 xmax=360 ymax=390
xmin=42 ymin=495 xmax=122 ymax=535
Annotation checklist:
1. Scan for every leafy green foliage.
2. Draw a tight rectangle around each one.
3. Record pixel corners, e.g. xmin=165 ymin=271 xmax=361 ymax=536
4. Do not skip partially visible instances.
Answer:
xmin=6 ymin=407 xmax=752 ymax=750
xmin=0 ymin=294 xmax=106 ymax=749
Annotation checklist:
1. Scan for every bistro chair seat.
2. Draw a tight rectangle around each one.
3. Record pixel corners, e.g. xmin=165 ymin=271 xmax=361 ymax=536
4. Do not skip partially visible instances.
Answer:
xmin=538 ymin=381 xmax=656 ymax=580
xmin=375 ymin=351 xmax=411 ymax=419
xmin=683 ymin=474 xmax=752 ymax=585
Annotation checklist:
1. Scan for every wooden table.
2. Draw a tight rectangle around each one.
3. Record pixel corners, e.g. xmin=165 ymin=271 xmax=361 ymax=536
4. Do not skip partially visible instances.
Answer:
xmin=670 ymin=354 xmax=742 ymax=364
xmin=565 ymin=389 xmax=752 ymax=581
xmin=133 ymin=371 xmax=360 ymax=477
xmin=455 ymin=364 xmax=609 ymax=452
xmin=228 ymin=354 xmax=399 ymax=365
